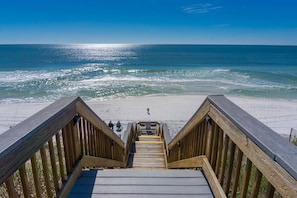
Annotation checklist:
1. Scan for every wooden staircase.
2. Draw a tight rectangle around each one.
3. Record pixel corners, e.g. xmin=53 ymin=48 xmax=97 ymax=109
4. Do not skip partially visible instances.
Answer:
xmin=129 ymin=135 xmax=166 ymax=169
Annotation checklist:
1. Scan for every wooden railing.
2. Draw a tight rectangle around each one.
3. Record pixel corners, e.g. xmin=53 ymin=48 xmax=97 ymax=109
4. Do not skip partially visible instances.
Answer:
xmin=0 ymin=97 xmax=125 ymax=197
xmin=167 ymin=95 xmax=297 ymax=197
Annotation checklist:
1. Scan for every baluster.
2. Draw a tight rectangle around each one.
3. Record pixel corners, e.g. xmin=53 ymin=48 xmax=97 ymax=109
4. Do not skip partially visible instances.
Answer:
xmin=219 ymin=135 xmax=229 ymax=184
xmin=240 ymin=158 xmax=252 ymax=198
xmin=215 ymin=128 xmax=224 ymax=176
xmin=251 ymin=169 xmax=263 ymax=198
xmin=231 ymin=148 xmax=243 ymax=198
xmin=265 ymin=183 xmax=275 ymax=198
xmin=19 ymin=164 xmax=30 ymax=198
xmin=40 ymin=147 xmax=53 ymax=197
xmin=62 ymin=126 xmax=71 ymax=174
xmin=210 ymin=123 xmax=219 ymax=168
xmin=5 ymin=176 xmax=17 ymax=198
xmin=56 ymin=131 xmax=66 ymax=182
xmin=224 ymin=141 xmax=236 ymax=195
xmin=31 ymin=153 xmax=42 ymax=198
xmin=205 ymin=117 xmax=214 ymax=160
xmin=48 ymin=138 xmax=59 ymax=194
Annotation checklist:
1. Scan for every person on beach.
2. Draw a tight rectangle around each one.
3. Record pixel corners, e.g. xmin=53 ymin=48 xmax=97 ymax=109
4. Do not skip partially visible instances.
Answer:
xmin=116 ymin=121 xmax=122 ymax=131
xmin=108 ymin=121 xmax=114 ymax=131
xmin=147 ymin=107 xmax=150 ymax=115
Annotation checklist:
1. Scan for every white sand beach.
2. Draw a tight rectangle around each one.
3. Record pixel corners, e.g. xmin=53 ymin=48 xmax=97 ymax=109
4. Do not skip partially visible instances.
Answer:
xmin=0 ymin=95 xmax=296 ymax=139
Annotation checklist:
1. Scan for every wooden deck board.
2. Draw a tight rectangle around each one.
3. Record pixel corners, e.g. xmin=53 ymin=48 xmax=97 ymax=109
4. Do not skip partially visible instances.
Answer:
xmin=68 ymin=169 xmax=213 ymax=197
xmin=69 ymin=194 xmax=213 ymax=198
xmin=75 ymin=177 xmax=209 ymax=185
xmin=82 ymin=169 xmax=205 ymax=177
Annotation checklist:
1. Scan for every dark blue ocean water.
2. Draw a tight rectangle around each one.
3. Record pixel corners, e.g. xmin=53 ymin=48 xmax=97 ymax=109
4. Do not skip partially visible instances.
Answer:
xmin=0 ymin=44 xmax=296 ymax=103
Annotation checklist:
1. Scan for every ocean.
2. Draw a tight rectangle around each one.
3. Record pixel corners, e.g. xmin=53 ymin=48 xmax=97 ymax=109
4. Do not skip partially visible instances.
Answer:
xmin=0 ymin=44 xmax=297 ymax=104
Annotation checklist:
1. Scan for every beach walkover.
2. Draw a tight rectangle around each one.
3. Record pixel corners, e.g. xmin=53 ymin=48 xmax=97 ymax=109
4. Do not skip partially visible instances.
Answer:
xmin=0 ymin=96 xmax=297 ymax=197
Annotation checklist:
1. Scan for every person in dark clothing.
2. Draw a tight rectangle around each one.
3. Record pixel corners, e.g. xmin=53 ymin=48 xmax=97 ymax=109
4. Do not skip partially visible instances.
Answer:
xmin=108 ymin=120 xmax=114 ymax=131
xmin=116 ymin=121 xmax=121 ymax=131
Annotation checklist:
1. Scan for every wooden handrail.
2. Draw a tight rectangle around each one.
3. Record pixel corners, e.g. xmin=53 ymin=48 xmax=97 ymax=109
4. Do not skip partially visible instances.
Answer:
xmin=0 ymin=97 xmax=125 ymax=197
xmin=168 ymin=95 xmax=297 ymax=197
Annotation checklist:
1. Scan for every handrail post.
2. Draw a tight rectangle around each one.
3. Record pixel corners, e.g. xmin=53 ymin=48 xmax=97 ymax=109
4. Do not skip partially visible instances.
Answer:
xmin=205 ymin=115 xmax=213 ymax=160
xmin=72 ymin=115 xmax=82 ymax=161
xmin=111 ymin=140 xmax=114 ymax=160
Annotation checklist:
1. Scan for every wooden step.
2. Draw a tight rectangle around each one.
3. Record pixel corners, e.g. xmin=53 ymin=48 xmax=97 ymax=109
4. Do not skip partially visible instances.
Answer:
xmin=133 ymin=153 xmax=165 ymax=168
xmin=68 ymin=169 xmax=214 ymax=197
xmin=138 ymin=135 xmax=161 ymax=141
xmin=131 ymin=135 xmax=165 ymax=168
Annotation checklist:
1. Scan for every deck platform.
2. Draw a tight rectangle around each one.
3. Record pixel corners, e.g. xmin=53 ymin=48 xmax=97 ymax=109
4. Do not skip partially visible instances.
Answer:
xmin=68 ymin=169 xmax=213 ymax=197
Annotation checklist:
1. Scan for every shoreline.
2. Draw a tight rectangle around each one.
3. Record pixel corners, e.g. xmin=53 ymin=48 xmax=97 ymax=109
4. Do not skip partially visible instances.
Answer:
xmin=0 ymin=94 xmax=296 ymax=138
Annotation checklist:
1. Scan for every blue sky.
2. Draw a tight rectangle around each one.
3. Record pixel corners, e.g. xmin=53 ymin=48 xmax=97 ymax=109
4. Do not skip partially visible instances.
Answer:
xmin=0 ymin=0 xmax=297 ymax=45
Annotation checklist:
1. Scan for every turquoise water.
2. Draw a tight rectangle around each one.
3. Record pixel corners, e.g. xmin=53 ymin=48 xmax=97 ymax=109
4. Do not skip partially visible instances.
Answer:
xmin=0 ymin=44 xmax=296 ymax=103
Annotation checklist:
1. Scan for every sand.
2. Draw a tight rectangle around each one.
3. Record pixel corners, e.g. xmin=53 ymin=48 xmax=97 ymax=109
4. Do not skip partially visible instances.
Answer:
xmin=0 ymin=95 xmax=296 ymax=138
